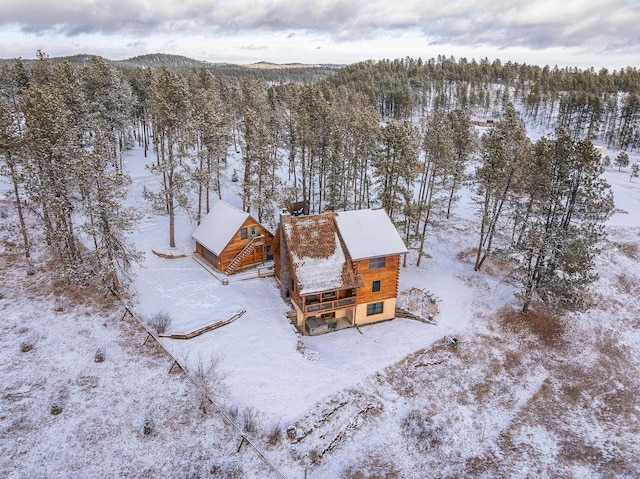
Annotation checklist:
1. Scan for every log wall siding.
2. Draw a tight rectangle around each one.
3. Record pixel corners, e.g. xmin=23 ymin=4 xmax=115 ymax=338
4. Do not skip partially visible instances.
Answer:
xmin=217 ymin=218 xmax=274 ymax=273
xmin=273 ymin=232 xmax=281 ymax=281
xmin=354 ymin=255 xmax=401 ymax=305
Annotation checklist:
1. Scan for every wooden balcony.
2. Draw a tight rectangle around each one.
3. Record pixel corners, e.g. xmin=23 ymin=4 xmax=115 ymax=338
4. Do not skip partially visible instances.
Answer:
xmin=298 ymin=296 xmax=357 ymax=314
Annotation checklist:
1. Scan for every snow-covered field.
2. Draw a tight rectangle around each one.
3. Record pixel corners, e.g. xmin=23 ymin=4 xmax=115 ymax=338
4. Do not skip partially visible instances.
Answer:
xmin=1 ymin=142 xmax=639 ymax=478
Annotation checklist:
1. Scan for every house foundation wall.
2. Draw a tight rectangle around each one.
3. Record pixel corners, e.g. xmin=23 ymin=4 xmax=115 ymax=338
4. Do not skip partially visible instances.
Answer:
xmin=355 ymin=298 xmax=397 ymax=326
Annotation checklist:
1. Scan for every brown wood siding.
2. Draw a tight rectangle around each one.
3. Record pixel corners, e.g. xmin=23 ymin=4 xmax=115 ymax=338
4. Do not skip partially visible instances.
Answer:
xmin=354 ymin=255 xmax=400 ymax=305
xmin=218 ymin=217 xmax=274 ymax=273
xmin=196 ymin=242 xmax=203 ymax=255
xmin=273 ymin=230 xmax=281 ymax=282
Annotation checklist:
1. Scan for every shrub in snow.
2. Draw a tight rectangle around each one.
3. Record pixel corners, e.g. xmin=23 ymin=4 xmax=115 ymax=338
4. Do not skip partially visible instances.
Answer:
xmin=401 ymin=409 xmax=441 ymax=451
xmin=143 ymin=417 xmax=154 ymax=435
xmin=343 ymin=455 xmax=401 ymax=478
xmin=192 ymin=352 xmax=228 ymax=413
xmin=209 ymin=459 xmax=243 ymax=478
xmin=50 ymin=402 xmax=62 ymax=415
xmin=266 ymin=422 xmax=282 ymax=445
xmin=286 ymin=425 xmax=297 ymax=440
xmin=94 ymin=348 xmax=105 ymax=363
xmin=149 ymin=311 xmax=172 ymax=335
xmin=242 ymin=406 xmax=261 ymax=434
xmin=53 ymin=298 xmax=67 ymax=313
xmin=26 ymin=263 xmax=36 ymax=276
xmin=228 ymin=404 xmax=239 ymax=420
xmin=20 ymin=340 xmax=33 ymax=353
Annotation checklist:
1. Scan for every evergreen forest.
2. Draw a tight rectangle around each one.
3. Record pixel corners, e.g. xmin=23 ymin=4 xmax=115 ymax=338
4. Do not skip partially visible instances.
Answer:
xmin=3 ymin=52 xmax=636 ymax=311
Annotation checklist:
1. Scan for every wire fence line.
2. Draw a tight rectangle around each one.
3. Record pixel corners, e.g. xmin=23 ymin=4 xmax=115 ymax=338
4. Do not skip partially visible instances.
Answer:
xmin=108 ymin=287 xmax=289 ymax=479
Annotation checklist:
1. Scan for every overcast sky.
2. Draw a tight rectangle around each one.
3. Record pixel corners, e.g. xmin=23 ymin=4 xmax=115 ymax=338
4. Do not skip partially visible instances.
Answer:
xmin=1 ymin=0 xmax=639 ymax=70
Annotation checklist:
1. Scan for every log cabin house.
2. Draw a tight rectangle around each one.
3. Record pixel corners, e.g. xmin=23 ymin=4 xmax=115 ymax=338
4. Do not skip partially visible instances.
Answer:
xmin=192 ymin=200 xmax=274 ymax=275
xmin=273 ymin=208 xmax=408 ymax=335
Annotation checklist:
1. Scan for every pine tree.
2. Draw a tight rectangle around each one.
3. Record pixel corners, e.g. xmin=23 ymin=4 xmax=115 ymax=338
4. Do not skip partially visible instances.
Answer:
xmin=614 ymin=152 xmax=630 ymax=171
xmin=81 ymin=56 xmax=134 ymax=171
xmin=415 ymin=112 xmax=454 ymax=266
xmin=342 ymin=92 xmax=380 ymax=210
xmin=474 ymin=104 xmax=531 ymax=271
xmin=14 ymin=54 xmax=141 ymax=288
xmin=189 ymin=69 xmax=231 ymax=222
xmin=510 ymin=130 xmax=614 ymax=312
xmin=147 ymin=67 xmax=194 ymax=248
xmin=22 ymin=56 xmax=86 ymax=278
xmin=79 ymin=57 xmax=141 ymax=289
xmin=445 ymin=109 xmax=477 ymax=219
xmin=294 ymin=84 xmax=335 ymax=213
xmin=374 ymin=119 xmax=420 ymax=228
xmin=128 ymin=67 xmax=155 ymax=157
xmin=236 ymin=76 xmax=280 ymax=223
xmin=0 ymin=93 xmax=30 ymax=259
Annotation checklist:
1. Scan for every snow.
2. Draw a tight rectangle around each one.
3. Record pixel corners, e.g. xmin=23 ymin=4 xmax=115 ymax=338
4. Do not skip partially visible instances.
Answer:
xmin=191 ymin=199 xmax=250 ymax=255
xmin=131 ymin=207 xmax=447 ymax=422
xmin=1 ymin=136 xmax=639 ymax=478
xmin=293 ymin=232 xmax=352 ymax=295
xmin=334 ymin=208 xmax=408 ymax=260
xmin=281 ymin=214 xmax=360 ymax=295
xmin=119 ymin=146 xmax=498 ymax=427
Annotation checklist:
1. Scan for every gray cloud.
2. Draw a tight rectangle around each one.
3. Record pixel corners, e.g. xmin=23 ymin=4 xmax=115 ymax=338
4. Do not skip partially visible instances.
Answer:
xmin=1 ymin=0 xmax=639 ymax=55
xmin=240 ymin=44 xmax=268 ymax=51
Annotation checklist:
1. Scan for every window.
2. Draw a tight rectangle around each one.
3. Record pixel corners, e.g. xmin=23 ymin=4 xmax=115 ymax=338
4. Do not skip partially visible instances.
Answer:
xmin=250 ymin=225 xmax=258 ymax=238
xmin=367 ymin=302 xmax=384 ymax=316
xmin=240 ymin=228 xmax=248 ymax=240
xmin=322 ymin=291 xmax=337 ymax=301
xmin=372 ymin=280 xmax=381 ymax=293
xmin=369 ymin=257 xmax=386 ymax=270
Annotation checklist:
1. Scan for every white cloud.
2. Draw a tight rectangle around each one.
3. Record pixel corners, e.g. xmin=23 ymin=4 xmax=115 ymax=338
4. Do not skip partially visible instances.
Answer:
xmin=0 ymin=0 xmax=638 ymax=69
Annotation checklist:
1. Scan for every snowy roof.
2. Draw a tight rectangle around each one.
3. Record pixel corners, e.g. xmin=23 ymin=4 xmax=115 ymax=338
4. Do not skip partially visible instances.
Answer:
xmin=334 ymin=208 xmax=408 ymax=261
xmin=282 ymin=214 xmax=360 ymax=295
xmin=192 ymin=200 xmax=250 ymax=255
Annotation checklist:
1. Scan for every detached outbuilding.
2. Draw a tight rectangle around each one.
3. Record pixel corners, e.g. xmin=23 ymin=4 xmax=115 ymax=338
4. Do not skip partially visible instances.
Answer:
xmin=192 ymin=200 xmax=274 ymax=275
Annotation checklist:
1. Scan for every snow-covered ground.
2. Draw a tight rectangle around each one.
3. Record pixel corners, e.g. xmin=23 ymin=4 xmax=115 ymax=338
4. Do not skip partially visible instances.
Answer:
xmin=123 ymin=143 xmax=516 ymax=425
xmin=1 ymin=140 xmax=639 ymax=478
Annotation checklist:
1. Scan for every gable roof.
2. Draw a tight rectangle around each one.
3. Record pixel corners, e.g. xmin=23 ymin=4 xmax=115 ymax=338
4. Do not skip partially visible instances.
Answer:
xmin=334 ymin=208 xmax=408 ymax=261
xmin=192 ymin=200 xmax=251 ymax=256
xmin=282 ymin=214 xmax=361 ymax=296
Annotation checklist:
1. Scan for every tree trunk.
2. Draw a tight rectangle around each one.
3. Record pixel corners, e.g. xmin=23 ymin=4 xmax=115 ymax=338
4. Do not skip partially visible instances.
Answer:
xmin=8 ymin=158 xmax=30 ymax=258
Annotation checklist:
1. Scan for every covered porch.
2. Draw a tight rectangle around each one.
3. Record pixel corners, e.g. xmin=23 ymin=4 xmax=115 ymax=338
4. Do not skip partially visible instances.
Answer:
xmin=288 ymin=289 xmax=358 ymax=335
xmin=303 ymin=314 xmax=353 ymax=336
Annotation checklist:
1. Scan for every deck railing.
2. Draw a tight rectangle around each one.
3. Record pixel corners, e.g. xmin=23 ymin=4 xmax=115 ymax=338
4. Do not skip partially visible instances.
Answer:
xmin=299 ymin=296 xmax=357 ymax=314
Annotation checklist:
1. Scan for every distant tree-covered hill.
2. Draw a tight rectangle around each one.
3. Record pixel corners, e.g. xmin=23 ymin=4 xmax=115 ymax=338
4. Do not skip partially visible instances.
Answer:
xmin=0 ymin=52 xmax=340 ymax=83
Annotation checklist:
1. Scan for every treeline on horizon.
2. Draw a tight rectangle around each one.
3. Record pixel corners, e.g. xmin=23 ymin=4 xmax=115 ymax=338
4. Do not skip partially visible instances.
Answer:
xmin=328 ymin=56 xmax=640 ymax=150
xmin=2 ymin=53 xmax=640 ymax=150
xmin=0 ymin=52 xmax=630 ymax=312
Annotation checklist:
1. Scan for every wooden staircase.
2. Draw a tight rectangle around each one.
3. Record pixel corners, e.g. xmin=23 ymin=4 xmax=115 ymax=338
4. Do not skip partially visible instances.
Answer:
xmin=224 ymin=235 xmax=264 ymax=275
